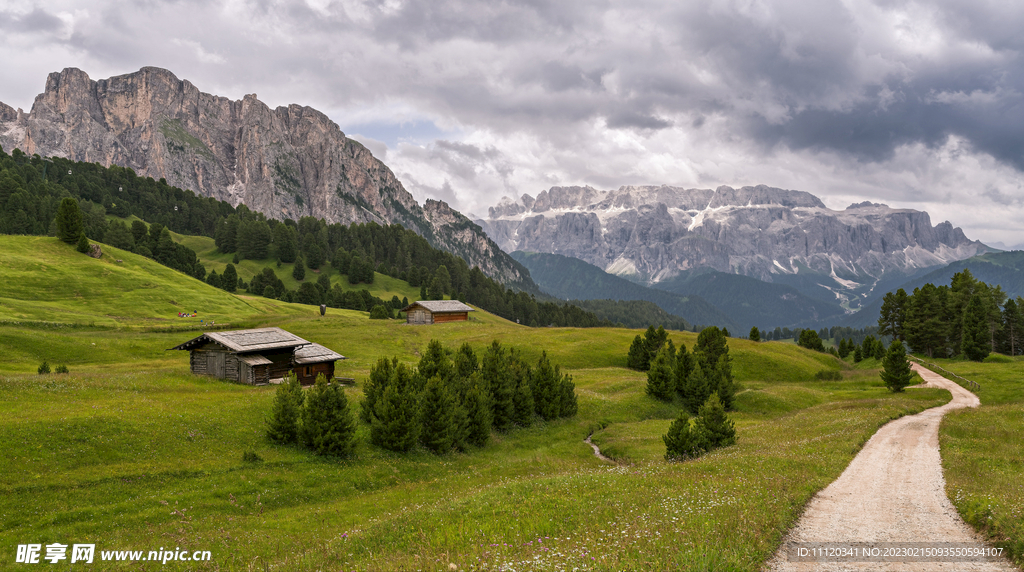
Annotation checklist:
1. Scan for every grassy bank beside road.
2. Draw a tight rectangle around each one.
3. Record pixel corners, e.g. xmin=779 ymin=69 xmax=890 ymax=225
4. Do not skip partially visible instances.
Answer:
xmin=934 ymin=356 xmax=1024 ymax=569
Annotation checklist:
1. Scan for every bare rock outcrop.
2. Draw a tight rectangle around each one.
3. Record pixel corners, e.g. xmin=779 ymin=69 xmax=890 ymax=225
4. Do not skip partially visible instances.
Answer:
xmin=0 ymin=67 xmax=528 ymax=285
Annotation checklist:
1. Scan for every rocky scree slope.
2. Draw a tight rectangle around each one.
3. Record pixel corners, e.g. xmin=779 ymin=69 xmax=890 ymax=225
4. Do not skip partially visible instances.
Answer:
xmin=0 ymin=67 xmax=528 ymax=287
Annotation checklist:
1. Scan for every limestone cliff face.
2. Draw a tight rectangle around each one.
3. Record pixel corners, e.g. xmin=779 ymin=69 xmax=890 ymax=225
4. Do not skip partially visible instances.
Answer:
xmin=0 ymin=67 xmax=527 ymax=285
xmin=479 ymin=184 xmax=992 ymax=305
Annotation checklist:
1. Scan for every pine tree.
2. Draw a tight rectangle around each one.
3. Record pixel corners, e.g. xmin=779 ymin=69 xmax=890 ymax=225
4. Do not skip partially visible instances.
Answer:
xmin=626 ymin=334 xmax=647 ymax=370
xmin=674 ymin=344 xmax=694 ymax=395
xmin=1003 ymin=298 xmax=1023 ymax=356
xmin=682 ymin=360 xmax=712 ymax=414
xmin=454 ymin=342 xmax=479 ymax=378
xmin=663 ymin=412 xmax=710 ymax=461
xmin=531 ymin=350 xmax=558 ymax=419
xmin=880 ymin=340 xmax=914 ymax=393
xmin=698 ymin=393 xmax=736 ymax=447
xmin=75 ymin=232 xmax=90 ymax=253
xmin=55 ymin=197 xmax=83 ymax=243
xmin=877 ymin=288 xmax=909 ymax=342
xmin=370 ymin=363 xmax=420 ymax=452
xmin=301 ymin=374 xmax=356 ymax=457
xmin=267 ymin=373 xmax=303 ymax=443
xmin=222 ymin=264 xmax=238 ymax=293
xmin=418 ymin=339 xmax=453 ymax=384
xmin=512 ymin=370 xmax=534 ymax=427
xmin=464 ymin=376 xmax=492 ymax=447
xmin=292 ymin=255 xmax=306 ymax=281
xmin=645 ymin=346 xmax=675 ymax=401
xmin=363 ymin=357 xmax=395 ymax=423
xmin=853 ymin=345 xmax=863 ymax=362
xmin=714 ymin=354 xmax=736 ymax=410
xmin=418 ymin=376 xmax=457 ymax=454
xmin=961 ymin=294 xmax=991 ymax=361
xmin=481 ymin=341 xmax=515 ymax=431
xmin=557 ymin=370 xmax=578 ymax=418
xmin=749 ymin=326 xmax=760 ymax=342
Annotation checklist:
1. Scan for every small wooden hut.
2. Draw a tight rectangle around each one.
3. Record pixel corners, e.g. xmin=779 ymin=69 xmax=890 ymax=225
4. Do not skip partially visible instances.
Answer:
xmin=401 ymin=300 xmax=474 ymax=324
xmin=170 ymin=327 xmax=344 ymax=385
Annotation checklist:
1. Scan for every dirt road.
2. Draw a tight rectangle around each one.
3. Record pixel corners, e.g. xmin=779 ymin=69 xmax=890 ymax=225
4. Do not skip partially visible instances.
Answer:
xmin=765 ymin=364 xmax=1017 ymax=571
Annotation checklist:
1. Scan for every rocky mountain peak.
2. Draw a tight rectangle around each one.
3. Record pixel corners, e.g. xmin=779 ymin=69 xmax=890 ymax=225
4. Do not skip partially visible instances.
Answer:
xmin=0 ymin=66 xmax=528 ymax=285
xmin=476 ymin=182 xmax=991 ymax=311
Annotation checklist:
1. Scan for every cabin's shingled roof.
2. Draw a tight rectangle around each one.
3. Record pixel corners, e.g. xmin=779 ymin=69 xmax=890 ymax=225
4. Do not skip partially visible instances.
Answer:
xmin=401 ymin=300 xmax=474 ymax=313
xmin=170 ymin=327 xmax=309 ymax=353
xmin=294 ymin=343 xmax=346 ymax=365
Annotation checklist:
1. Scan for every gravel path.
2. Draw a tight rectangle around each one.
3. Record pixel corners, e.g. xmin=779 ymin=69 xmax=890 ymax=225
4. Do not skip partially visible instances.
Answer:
xmin=764 ymin=364 xmax=1018 ymax=572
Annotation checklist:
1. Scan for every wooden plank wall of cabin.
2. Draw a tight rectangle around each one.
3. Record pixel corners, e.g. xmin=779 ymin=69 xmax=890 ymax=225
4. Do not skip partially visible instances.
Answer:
xmin=253 ymin=364 xmax=270 ymax=385
xmin=226 ymin=355 xmax=240 ymax=382
xmin=265 ymin=351 xmax=294 ymax=379
xmin=190 ymin=351 xmax=208 ymax=375
xmin=297 ymin=362 xmax=334 ymax=385
xmin=433 ymin=312 xmax=467 ymax=323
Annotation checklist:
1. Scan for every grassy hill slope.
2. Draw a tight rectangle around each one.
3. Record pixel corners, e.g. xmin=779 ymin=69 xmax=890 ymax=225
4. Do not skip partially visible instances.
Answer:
xmin=0 ymin=235 xmax=967 ymax=571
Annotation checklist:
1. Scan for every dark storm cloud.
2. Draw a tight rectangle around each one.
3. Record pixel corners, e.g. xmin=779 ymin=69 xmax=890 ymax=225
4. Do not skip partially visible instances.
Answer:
xmin=0 ymin=7 xmax=64 ymax=33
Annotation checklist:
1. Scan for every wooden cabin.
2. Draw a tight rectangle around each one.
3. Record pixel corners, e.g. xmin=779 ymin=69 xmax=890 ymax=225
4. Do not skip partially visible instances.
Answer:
xmin=170 ymin=327 xmax=345 ymax=385
xmin=401 ymin=300 xmax=474 ymax=324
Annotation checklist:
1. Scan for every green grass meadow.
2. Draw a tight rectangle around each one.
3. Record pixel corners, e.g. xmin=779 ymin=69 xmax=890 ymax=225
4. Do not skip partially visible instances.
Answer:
xmin=0 ymin=234 xmax=1008 ymax=571
xmin=931 ymin=357 xmax=1024 ymax=568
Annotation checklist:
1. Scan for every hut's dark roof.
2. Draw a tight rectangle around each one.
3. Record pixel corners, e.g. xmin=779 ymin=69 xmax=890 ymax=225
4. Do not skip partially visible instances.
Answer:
xmin=401 ymin=300 xmax=474 ymax=313
xmin=170 ymin=327 xmax=309 ymax=353
xmin=293 ymin=343 xmax=346 ymax=365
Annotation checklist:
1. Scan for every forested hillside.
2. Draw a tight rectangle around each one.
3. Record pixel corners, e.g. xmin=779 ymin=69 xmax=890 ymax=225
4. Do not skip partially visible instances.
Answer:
xmin=511 ymin=251 xmax=737 ymax=330
xmin=0 ymin=146 xmax=615 ymax=328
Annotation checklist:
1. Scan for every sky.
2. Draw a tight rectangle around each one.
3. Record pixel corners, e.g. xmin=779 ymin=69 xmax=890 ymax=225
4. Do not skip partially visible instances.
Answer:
xmin=1 ymin=0 xmax=1022 ymax=247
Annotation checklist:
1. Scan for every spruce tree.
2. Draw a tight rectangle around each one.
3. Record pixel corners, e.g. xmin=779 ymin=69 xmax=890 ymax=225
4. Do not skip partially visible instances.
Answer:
xmin=292 ymin=255 xmax=306 ymax=281
xmin=557 ymin=370 xmax=578 ymax=418
xmin=512 ymin=370 xmax=535 ymax=427
xmin=853 ymin=346 xmax=863 ymax=362
xmin=418 ymin=339 xmax=453 ymax=384
xmin=663 ymin=412 xmax=710 ymax=461
xmin=674 ymin=344 xmax=694 ymax=395
xmin=749 ymin=326 xmax=760 ymax=342
xmin=301 ymin=374 xmax=356 ymax=457
xmin=464 ymin=375 xmax=492 ymax=447
xmin=961 ymin=294 xmax=991 ymax=361
xmin=481 ymin=341 xmax=515 ymax=431
xmin=267 ymin=373 xmax=303 ymax=443
xmin=626 ymin=334 xmax=648 ymax=370
xmin=698 ymin=393 xmax=736 ymax=447
xmin=454 ymin=342 xmax=479 ymax=377
xmin=370 ymin=363 xmax=420 ymax=452
xmin=531 ymin=351 xmax=559 ymax=419
xmin=418 ymin=376 xmax=457 ymax=454
xmin=222 ymin=264 xmax=238 ymax=293
xmin=76 ymin=232 xmax=90 ymax=253
xmin=55 ymin=197 xmax=83 ymax=243
xmin=682 ymin=360 xmax=711 ymax=414
xmin=645 ymin=346 xmax=675 ymax=401
xmin=880 ymin=340 xmax=914 ymax=393
xmin=714 ymin=354 xmax=736 ymax=411
xmin=361 ymin=356 xmax=395 ymax=423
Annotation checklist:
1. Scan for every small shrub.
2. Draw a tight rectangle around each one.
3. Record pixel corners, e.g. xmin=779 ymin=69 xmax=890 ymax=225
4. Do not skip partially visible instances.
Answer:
xmin=37 ymin=361 xmax=51 ymax=375
xmin=242 ymin=450 xmax=263 ymax=463
xmin=55 ymin=364 xmax=69 ymax=374
xmin=814 ymin=369 xmax=842 ymax=381
xmin=76 ymin=232 xmax=90 ymax=253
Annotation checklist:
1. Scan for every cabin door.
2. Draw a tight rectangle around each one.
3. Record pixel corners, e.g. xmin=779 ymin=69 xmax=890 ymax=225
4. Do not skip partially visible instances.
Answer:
xmin=209 ymin=353 xmax=226 ymax=377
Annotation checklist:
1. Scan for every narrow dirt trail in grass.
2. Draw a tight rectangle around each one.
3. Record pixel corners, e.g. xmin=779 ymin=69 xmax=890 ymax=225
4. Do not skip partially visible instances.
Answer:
xmin=584 ymin=433 xmax=615 ymax=463
xmin=765 ymin=364 xmax=1018 ymax=572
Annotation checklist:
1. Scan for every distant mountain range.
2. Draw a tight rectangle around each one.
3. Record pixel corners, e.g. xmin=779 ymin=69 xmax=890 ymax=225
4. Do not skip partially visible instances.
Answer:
xmin=510 ymin=251 xmax=738 ymax=330
xmin=478 ymin=184 xmax=995 ymax=325
xmin=0 ymin=67 xmax=529 ymax=287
